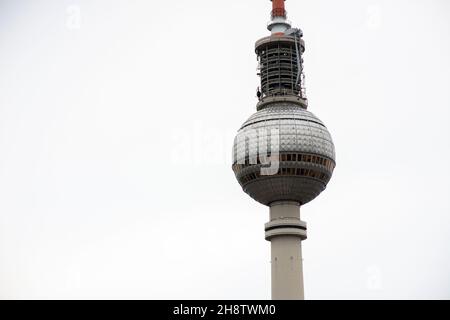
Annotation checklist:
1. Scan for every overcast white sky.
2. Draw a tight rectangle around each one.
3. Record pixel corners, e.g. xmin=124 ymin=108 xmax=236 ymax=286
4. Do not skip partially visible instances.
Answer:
xmin=0 ymin=0 xmax=449 ymax=299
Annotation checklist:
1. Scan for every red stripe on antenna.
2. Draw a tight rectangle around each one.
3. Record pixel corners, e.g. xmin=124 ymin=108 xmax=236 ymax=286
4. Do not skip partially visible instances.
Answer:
xmin=271 ymin=0 xmax=286 ymax=18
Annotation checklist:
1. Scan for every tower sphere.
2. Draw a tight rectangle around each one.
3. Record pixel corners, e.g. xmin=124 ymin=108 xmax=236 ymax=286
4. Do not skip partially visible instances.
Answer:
xmin=232 ymin=103 xmax=336 ymax=206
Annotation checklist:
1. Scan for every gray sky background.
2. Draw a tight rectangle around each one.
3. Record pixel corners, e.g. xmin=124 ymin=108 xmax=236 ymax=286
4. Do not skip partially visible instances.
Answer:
xmin=0 ymin=0 xmax=449 ymax=299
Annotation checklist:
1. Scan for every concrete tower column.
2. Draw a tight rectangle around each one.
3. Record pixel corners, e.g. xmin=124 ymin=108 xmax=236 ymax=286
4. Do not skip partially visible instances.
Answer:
xmin=265 ymin=201 xmax=307 ymax=300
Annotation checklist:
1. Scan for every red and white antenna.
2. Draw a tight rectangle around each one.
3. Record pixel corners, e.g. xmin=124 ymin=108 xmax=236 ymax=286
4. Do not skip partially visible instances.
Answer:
xmin=268 ymin=0 xmax=291 ymax=35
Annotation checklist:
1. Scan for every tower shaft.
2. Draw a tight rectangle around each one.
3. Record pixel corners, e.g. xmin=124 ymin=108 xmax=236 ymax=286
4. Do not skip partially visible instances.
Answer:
xmin=265 ymin=202 xmax=307 ymax=300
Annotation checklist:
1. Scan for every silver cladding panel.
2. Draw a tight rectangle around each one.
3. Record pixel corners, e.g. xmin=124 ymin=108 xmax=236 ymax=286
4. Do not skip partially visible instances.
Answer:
xmin=232 ymin=103 xmax=336 ymax=206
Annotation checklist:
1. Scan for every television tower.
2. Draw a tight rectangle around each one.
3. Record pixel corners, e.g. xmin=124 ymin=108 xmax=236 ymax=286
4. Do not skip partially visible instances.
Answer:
xmin=232 ymin=0 xmax=336 ymax=300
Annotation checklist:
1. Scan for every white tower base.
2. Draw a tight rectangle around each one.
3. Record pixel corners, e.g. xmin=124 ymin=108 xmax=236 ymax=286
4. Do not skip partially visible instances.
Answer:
xmin=265 ymin=201 xmax=307 ymax=300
